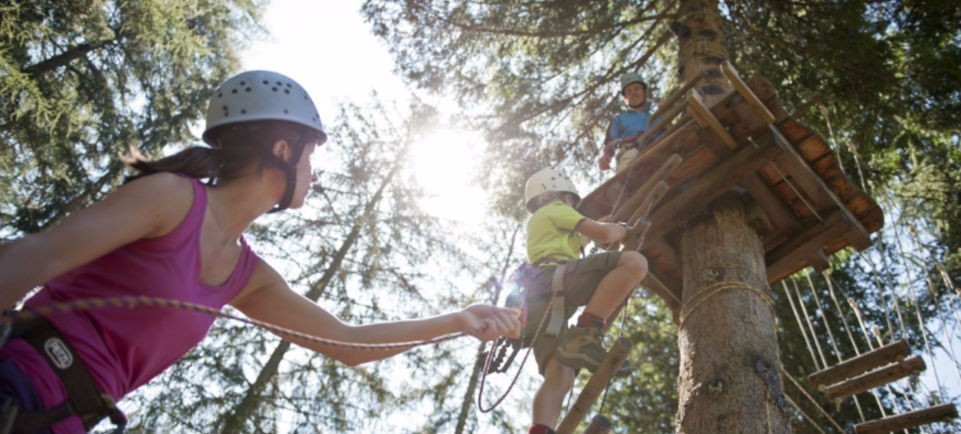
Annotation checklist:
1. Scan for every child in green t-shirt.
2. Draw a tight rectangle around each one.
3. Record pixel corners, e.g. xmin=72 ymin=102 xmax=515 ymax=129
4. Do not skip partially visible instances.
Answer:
xmin=522 ymin=168 xmax=648 ymax=434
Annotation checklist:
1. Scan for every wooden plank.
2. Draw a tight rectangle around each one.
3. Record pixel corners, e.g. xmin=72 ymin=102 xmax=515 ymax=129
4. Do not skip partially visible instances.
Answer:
xmin=806 ymin=250 xmax=830 ymax=273
xmin=641 ymin=270 xmax=681 ymax=316
xmin=771 ymin=156 xmax=835 ymax=211
xmin=824 ymin=356 xmax=926 ymax=404
xmin=687 ymin=90 xmax=738 ymax=150
xmin=634 ymin=101 xmax=689 ymax=149
xmin=628 ymin=181 xmax=669 ymax=225
xmin=808 ymin=339 xmax=910 ymax=386
xmin=650 ymin=70 xmax=706 ymax=122
xmin=625 ymin=217 xmax=652 ymax=250
xmin=766 ymin=212 xmax=850 ymax=283
xmin=648 ymin=125 xmax=785 ymax=238
xmin=556 ymin=338 xmax=633 ymax=434
xmin=583 ymin=414 xmax=612 ymax=434
xmin=611 ymin=154 xmax=683 ymax=222
xmin=769 ymin=128 xmax=872 ymax=250
xmin=854 ymin=403 xmax=958 ymax=434
xmin=721 ymin=61 xmax=776 ymax=123
xmin=739 ymin=172 xmax=801 ymax=235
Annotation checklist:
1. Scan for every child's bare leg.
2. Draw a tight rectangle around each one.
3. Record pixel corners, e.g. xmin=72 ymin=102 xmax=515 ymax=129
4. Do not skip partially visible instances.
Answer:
xmin=583 ymin=251 xmax=647 ymax=322
xmin=532 ymin=357 xmax=576 ymax=428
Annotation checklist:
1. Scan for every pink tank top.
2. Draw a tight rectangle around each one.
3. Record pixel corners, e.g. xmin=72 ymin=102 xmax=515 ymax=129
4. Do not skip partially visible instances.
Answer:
xmin=1 ymin=176 xmax=259 ymax=433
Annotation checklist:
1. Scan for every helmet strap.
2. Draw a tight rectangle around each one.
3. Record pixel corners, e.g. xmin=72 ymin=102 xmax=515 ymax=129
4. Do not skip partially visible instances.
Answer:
xmin=267 ymin=137 xmax=307 ymax=214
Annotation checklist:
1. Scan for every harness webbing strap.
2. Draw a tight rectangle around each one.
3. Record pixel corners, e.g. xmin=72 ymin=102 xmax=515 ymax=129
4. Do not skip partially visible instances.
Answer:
xmin=12 ymin=316 xmax=126 ymax=433
xmin=546 ymin=263 xmax=567 ymax=336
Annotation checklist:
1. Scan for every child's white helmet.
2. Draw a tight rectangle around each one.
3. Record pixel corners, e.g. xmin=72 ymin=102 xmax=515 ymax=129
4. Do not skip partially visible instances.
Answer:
xmin=524 ymin=168 xmax=580 ymax=212
xmin=202 ymin=70 xmax=327 ymax=145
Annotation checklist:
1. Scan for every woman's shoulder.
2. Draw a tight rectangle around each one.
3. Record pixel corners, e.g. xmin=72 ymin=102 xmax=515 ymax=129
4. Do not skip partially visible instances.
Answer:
xmin=118 ymin=173 xmax=198 ymax=235
xmin=122 ymin=172 xmax=194 ymax=199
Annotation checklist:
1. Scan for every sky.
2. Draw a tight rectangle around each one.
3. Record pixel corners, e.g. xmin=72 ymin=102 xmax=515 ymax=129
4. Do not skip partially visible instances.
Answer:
xmin=239 ymin=2 xmax=525 ymax=432
xmin=237 ymin=1 xmax=961 ymax=432
xmin=243 ymin=0 xmax=489 ymax=225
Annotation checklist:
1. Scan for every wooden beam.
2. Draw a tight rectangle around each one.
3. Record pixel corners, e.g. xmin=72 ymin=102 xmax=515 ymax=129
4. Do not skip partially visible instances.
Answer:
xmin=648 ymin=126 xmax=785 ymax=237
xmin=765 ymin=211 xmax=849 ymax=282
xmin=687 ymin=90 xmax=738 ymax=150
xmin=720 ymin=61 xmax=776 ymax=123
xmin=628 ymin=181 xmax=670 ymax=225
xmin=640 ymin=270 xmax=681 ymax=318
xmin=612 ymin=154 xmax=683 ymax=222
xmin=650 ymin=70 xmax=706 ymax=122
xmin=556 ymin=338 xmax=633 ymax=434
xmin=854 ymin=403 xmax=958 ymax=434
xmin=583 ymin=415 xmax=612 ymax=434
xmin=824 ymin=356 xmax=926 ymax=404
xmin=806 ymin=250 xmax=830 ymax=273
xmin=739 ymin=172 xmax=801 ymax=235
xmin=625 ymin=217 xmax=652 ymax=250
xmin=808 ymin=340 xmax=912 ymax=387
xmin=769 ymin=128 xmax=872 ymax=250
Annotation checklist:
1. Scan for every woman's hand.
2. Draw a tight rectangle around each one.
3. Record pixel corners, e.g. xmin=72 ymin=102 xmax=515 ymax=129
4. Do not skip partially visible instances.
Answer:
xmin=458 ymin=305 xmax=522 ymax=341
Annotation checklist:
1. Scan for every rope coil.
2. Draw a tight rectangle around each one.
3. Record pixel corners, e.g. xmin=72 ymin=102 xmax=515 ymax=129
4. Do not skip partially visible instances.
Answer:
xmin=679 ymin=281 xmax=775 ymax=329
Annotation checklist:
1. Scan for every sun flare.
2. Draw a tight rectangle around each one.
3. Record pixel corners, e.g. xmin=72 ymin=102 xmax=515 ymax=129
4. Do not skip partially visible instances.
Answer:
xmin=410 ymin=127 xmax=487 ymax=222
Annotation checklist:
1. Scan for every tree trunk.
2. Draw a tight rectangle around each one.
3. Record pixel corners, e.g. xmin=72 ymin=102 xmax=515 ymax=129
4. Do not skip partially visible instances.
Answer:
xmin=675 ymin=196 xmax=790 ymax=433
xmin=676 ymin=0 xmax=730 ymax=106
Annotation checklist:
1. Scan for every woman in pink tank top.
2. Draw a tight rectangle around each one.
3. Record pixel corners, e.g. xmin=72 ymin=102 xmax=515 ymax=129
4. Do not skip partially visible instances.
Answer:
xmin=0 ymin=70 xmax=520 ymax=434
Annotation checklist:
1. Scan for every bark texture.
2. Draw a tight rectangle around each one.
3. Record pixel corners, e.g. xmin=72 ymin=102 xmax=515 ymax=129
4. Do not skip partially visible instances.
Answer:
xmin=677 ymin=0 xmax=731 ymax=105
xmin=676 ymin=196 xmax=791 ymax=434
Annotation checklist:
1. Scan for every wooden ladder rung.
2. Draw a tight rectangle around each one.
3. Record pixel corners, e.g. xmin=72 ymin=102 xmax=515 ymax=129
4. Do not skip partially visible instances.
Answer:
xmin=808 ymin=339 xmax=911 ymax=387
xmin=627 ymin=181 xmax=669 ymax=226
xmin=720 ymin=61 xmax=776 ymax=124
xmin=555 ymin=338 xmax=632 ymax=434
xmin=823 ymin=356 xmax=926 ymax=404
xmin=612 ymin=154 xmax=683 ymax=223
xmin=686 ymin=90 xmax=738 ymax=150
xmin=624 ymin=217 xmax=652 ymax=251
xmin=583 ymin=414 xmax=612 ymax=434
xmin=854 ymin=403 xmax=958 ymax=434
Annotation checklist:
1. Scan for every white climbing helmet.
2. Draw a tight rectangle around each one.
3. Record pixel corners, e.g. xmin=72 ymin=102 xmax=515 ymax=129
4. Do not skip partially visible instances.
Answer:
xmin=202 ymin=70 xmax=327 ymax=145
xmin=524 ymin=168 xmax=580 ymax=212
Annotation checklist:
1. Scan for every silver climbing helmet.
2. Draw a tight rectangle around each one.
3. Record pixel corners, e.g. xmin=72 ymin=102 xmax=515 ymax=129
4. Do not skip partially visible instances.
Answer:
xmin=202 ymin=70 xmax=327 ymax=145
xmin=620 ymin=72 xmax=648 ymax=96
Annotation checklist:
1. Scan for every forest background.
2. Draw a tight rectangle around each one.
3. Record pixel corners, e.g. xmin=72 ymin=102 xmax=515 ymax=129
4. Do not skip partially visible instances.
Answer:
xmin=1 ymin=0 xmax=959 ymax=433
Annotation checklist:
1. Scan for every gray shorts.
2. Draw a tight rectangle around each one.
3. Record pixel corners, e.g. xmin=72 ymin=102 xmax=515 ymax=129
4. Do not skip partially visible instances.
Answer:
xmin=524 ymin=251 xmax=622 ymax=375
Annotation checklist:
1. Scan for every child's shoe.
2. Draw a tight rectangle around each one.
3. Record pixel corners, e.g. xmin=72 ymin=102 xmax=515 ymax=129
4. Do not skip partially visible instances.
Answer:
xmin=555 ymin=326 xmax=607 ymax=372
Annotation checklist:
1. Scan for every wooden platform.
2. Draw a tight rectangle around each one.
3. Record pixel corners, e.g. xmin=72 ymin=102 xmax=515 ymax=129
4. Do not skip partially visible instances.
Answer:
xmin=577 ymin=70 xmax=883 ymax=304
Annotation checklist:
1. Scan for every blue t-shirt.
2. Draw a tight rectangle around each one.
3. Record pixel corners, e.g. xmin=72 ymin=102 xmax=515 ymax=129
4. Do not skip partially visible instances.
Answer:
xmin=608 ymin=106 xmax=652 ymax=140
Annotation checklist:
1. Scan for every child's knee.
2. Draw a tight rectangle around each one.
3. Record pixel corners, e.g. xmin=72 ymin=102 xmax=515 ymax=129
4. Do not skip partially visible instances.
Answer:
xmin=618 ymin=251 xmax=648 ymax=278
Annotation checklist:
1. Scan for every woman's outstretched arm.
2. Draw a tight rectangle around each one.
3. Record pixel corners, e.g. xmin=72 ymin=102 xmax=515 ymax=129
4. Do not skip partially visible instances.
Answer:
xmin=231 ymin=259 xmax=521 ymax=366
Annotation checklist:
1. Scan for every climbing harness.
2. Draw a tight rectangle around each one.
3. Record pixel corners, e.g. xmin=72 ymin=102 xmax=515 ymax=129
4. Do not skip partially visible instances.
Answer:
xmin=1 ymin=315 xmax=127 ymax=434
xmin=477 ymin=260 xmax=570 ymax=412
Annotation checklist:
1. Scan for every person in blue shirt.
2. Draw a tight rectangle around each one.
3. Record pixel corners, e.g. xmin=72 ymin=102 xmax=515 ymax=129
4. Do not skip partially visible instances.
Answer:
xmin=599 ymin=72 xmax=653 ymax=172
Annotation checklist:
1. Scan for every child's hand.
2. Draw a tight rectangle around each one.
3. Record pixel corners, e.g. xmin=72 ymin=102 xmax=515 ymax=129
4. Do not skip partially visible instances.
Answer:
xmin=459 ymin=305 xmax=521 ymax=341
xmin=599 ymin=153 xmax=612 ymax=171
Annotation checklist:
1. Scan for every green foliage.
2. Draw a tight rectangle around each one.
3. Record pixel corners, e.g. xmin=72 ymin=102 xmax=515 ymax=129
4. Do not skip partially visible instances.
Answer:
xmin=363 ymin=0 xmax=961 ymax=432
xmin=0 ymin=0 xmax=262 ymax=234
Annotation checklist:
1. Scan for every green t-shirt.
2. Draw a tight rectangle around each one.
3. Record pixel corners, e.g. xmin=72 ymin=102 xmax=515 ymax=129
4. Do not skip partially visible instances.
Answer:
xmin=526 ymin=200 xmax=585 ymax=263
